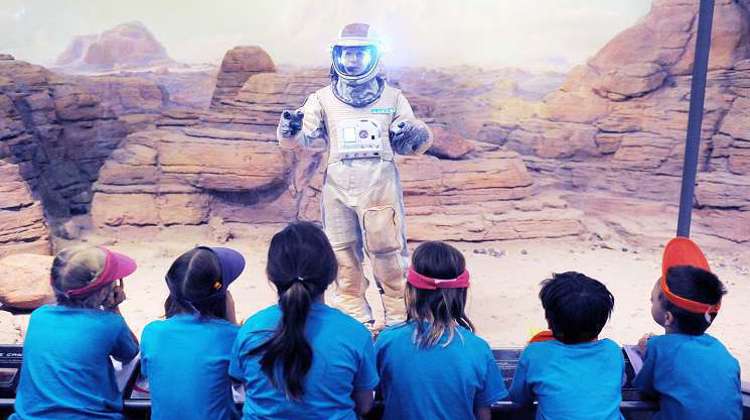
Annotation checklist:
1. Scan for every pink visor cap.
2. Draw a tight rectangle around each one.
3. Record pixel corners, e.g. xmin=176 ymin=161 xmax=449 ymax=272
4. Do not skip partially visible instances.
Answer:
xmin=63 ymin=247 xmax=137 ymax=297
xmin=407 ymin=267 xmax=470 ymax=290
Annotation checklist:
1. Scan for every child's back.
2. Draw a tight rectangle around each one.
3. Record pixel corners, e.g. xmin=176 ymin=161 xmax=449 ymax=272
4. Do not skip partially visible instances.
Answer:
xmin=140 ymin=246 xmax=245 ymax=420
xmin=633 ymin=333 xmax=740 ymax=419
xmin=510 ymin=338 xmax=623 ymax=419
xmin=14 ymin=304 xmax=138 ymax=420
xmin=141 ymin=315 xmax=239 ymax=420
xmin=229 ymin=222 xmax=378 ymax=420
xmin=12 ymin=246 xmax=139 ymax=420
xmin=509 ymin=271 xmax=623 ymax=420
xmin=376 ymin=322 xmax=505 ymax=420
xmin=375 ymin=241 xmax=507 ymax=420
xmin=230 ymin=303 xmax=375 ymax=420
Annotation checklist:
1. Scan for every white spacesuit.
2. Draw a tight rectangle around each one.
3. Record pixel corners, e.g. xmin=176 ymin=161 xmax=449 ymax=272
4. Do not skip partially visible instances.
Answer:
xmin=277 ymin=22 xmax=433 ymax=328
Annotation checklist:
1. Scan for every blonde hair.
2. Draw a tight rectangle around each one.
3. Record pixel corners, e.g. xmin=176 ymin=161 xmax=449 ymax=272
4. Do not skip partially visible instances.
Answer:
xmin=51 ymin=246 xmax=111 ymax=308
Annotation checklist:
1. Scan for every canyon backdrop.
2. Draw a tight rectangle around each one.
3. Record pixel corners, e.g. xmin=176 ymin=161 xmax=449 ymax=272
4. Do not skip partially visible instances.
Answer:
xmin=1 ymin=0 xmax=749 ymax=380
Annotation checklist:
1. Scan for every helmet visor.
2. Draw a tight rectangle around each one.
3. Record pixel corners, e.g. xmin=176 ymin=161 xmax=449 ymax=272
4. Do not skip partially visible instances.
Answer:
xmin=332 ymin=45 xmax=378 ymax=77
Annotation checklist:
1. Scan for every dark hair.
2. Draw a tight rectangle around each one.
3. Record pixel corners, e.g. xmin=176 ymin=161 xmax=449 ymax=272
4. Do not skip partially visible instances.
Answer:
xmin=164 ymin=248 xmax=228 ymax=320
xmin=539 ymin=272 xmax=614 ymax=344
xmin=406 ymin=241 xmax=474 ymax=348
xmin=660 ymin=266 xmax=726 ymax=335
xmin=248 ymin=222 xmax=338 ymax=400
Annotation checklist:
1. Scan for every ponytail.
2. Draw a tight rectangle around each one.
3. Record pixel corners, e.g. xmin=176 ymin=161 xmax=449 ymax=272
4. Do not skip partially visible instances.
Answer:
xmin=249 ymin=222 xmax=338 ymax=400
xmin=249 ymin=280 xmax=313 ymax=399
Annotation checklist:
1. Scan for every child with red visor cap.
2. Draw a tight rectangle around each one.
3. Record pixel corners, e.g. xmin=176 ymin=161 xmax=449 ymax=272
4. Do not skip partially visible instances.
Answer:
xmin=11 ymin=246 xmax=140 ymax=420
xmin=375 ymin=241 xmax=507 ymax=420
xmin=634 ymin=237 xmax=742 ymax=419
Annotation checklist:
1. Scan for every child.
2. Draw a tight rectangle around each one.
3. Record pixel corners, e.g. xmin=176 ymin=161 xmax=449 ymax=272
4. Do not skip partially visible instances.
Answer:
xmin=229 ymin=222 xmax=378 ymax=419
xmin=375 ymin=241 xmax=507 ymax=420
xmin=11 ymin=246 xmax=140 ymax=420
xmin=633 ymin=237 xmax=742 ymax=419
xmin=509 ymin=271 xmax=623 ymax=420
xmin=140 ymin=246 xmax=246 ymax=420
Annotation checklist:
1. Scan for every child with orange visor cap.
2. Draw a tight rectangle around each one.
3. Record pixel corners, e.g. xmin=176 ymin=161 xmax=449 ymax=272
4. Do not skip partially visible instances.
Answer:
xmin=634 ymin=237 xmax=742 ymax=420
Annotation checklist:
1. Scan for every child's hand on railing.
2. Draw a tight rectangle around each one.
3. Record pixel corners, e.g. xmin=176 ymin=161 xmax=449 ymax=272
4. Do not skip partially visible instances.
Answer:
xmin=636 ymin=333 xmax=655 ymax=357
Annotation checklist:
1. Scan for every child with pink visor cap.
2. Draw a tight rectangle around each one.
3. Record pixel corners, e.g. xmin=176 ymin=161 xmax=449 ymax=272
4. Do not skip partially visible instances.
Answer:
xmin=11 ymin=246 xmax=140 ymax=420
xmin=374 ymin=241 xmax=507 ymax=420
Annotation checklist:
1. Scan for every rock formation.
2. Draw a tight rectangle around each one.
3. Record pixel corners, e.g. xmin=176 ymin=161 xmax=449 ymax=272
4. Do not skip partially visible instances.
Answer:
xmin=65 ymin=75 xmax=168 ymax=115
xmin=92 ymin=67 xmax=584 ymax=242
xmin=484 ymin=0 xmax=750 ymax=243
xmin=0 ymin=56 xmax=128 ymax=256
xmin=55 ymin=22 xmax=174 ymax=71
xmin=210 ymin=46 xmax=276 ymax=109
xmin=0 ymin=254 xmax=55 ymax=309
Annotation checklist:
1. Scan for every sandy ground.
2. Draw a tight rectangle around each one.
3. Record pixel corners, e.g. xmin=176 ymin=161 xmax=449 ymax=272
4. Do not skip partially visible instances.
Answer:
xmin=2 ymin=224 xmax=748 ymax=382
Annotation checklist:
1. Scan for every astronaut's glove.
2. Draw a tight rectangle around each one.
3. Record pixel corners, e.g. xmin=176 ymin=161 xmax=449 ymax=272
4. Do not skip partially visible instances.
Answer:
xmin=278 ymin=109 xmax=304 ymax=137
xmin=390 ymin=120 xmax=432 ymax=155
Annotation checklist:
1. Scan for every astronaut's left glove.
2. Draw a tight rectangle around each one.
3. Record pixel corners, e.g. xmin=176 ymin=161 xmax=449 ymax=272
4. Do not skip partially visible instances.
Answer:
xmin=390 ymin=120 xmax=433 ymax=155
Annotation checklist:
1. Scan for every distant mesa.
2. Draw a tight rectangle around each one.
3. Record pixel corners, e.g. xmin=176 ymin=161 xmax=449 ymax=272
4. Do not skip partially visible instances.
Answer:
xmin=54 ymin=21 xmax=175 ymax=72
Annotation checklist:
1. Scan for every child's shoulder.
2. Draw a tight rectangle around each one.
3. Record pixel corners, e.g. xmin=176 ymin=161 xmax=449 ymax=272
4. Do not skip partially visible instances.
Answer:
xmin=651 ymin=333 xmax=732 ymax=354
xmin=524 ymin=338 xmax=621 ymax=357
xmin=455 ymin=326 xmax=493 ymax=350
xmin=242 ymin=305 xmax=282 ymax=330
xmin=376 ymin=322 xmax=413 ymax=342
xmin=37 ymin=304 xmax=122 ymax=323
xmin=597 ymin=338 xmax=622 ymax=351
xmin=318 ymin=304 xmax=372 ymax=336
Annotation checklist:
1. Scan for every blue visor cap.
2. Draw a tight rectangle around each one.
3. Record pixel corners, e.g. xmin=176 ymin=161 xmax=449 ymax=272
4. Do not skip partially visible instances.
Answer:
xmin=332 ymin=45 xmax=379 ymax=77
xmin=200 ymin=246 xmax=246 ymax=294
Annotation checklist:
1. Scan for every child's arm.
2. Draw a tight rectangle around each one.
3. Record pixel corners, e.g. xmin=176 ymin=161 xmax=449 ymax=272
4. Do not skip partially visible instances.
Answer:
xmin=632 ymin=337 xmax=658 ymax=397
xmin=106 ymin=284 xmax=139 ymax=362
xmin=475 ymin=407 xmax=492 ymax=420
xmin=352 ymin=328 xmax=379 ymax=415
xmin=476 ymin=345 xmax=508 ymax=412
xmin=353 ymin=389 xmax=374 ymax=416
xmin=508 ymin=352 xmax=534 ymax=406
xmin=225 ymin=290 xmax=238 ymax=325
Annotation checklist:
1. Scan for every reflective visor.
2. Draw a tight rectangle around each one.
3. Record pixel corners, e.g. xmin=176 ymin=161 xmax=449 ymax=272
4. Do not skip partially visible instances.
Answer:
xmin=332 ymin=45 xmax=378 ymax=77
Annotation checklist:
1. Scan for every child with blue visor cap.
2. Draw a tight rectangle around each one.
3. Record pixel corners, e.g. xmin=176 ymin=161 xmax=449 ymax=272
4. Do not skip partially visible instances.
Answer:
xmin=140 ymin=246 xmax=246 ymax=420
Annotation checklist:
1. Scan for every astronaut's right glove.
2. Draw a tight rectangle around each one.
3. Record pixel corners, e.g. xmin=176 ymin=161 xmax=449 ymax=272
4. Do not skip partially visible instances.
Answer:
xmin=278 ymin=109 xmax=304 ymax=137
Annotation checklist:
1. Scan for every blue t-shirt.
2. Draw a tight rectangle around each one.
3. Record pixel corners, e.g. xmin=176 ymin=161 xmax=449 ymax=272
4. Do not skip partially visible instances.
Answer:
xmin=633 ymin=333 xmax=742 ymax=420
xmin=11 ymin=304 xmax=139 ymax=420
xmin=375 ymin=322 xmax=508 ymax=420
xmin=509 ymin=338 xmax=624 ymax=420
xmin=141 ymin=314 xmax=240 ymax=420
xmin=229 ymin=303 xmax=378 ymax=420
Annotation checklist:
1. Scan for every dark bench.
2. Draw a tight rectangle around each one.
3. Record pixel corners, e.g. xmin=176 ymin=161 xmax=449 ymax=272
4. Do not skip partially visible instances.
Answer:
xmin=1 ymin=346 xmax=748 ymax=419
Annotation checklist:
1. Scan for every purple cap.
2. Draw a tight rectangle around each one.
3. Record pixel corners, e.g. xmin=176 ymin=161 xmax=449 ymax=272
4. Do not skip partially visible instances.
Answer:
xmin=199 ymin=246 xmax=245 ymax=294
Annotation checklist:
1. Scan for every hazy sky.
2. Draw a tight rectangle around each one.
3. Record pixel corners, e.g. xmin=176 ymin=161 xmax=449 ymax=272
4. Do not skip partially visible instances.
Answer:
xmin=1 ymin=0 xmax=652 ymax=70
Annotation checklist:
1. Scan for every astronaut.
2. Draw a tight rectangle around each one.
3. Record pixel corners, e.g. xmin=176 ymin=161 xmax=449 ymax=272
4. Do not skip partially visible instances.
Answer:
xmin=277 ymin=22 xmax=433 ymax=329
